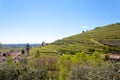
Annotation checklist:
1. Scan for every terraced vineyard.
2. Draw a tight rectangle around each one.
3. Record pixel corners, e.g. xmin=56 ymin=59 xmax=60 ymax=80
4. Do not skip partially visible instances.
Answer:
xmin=38 ymin=23 xmax=120 ymax=54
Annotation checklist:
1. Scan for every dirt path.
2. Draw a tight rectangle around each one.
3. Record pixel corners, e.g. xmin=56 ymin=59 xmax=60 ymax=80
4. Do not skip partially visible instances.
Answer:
xmin=90 ymin=38 xmax=104 ymax=46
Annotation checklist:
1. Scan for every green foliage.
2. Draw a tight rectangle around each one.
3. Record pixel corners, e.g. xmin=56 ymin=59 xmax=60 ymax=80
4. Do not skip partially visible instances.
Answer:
xmin=0 ymin=56 xmax=48 ymax=80
xmin=28 ymin=55 xmax=59 ymax=80
xmin=82 ymin=30 xmax=85 ymax=33
xmin=70 ymin=62 xmax=120 ymax=80
xmin=38 ymin=23 xmax=120 ymax=54
xmin=88 ymin=48 xmax=95 ymax=53
xmin=0 ymin=50 xmax=120 ymax=80
xmin=58 ymin=52 xmax=105 ymax=80
xmin=58 ymin=54 xmax=72 ymax=80
xmin=57 ymin=49 xmax=68 ymax=54
xmin=0 ymin=63 xmax=19 ymax=80
xmin=57 ymin=49 xmax=76 ymax=55
xmin=30 ymin=48 xmax=41 ymax=58
xmin=57 ymin=52 xmax=120 ymax=80
xmin=20 ymin=66 xmax=48 ymax=80
xmin=94 ymin=27 xmax=101 ymax=29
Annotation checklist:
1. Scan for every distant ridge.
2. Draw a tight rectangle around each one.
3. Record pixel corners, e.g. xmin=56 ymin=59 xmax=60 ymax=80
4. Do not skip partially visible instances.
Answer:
xmin=39 ymin=23 xmax=120 ymax=54
xmin=3 ymin=44 xmax=41 ymax=48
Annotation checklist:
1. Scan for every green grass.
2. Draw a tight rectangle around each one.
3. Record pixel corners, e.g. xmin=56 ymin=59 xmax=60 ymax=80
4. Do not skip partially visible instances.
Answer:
xmin=38 ymin=23 xmax=120 ymax=54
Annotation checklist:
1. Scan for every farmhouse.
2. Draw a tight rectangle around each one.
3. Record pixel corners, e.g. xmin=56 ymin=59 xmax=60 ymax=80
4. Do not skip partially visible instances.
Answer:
xmin=108 ymin=51 xmax=120 ymax=61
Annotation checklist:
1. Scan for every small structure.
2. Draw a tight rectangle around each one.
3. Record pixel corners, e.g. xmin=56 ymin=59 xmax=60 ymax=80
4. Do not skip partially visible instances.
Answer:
xmin=42 ymin=41 xmax=48 ymax=46
xmin=25 ymin=44 xmax=30 ymax=56
xmin=109 ymin=55 xmax=120 ymax=61
xmin=104 ymin=51 xmax=120 ymax=61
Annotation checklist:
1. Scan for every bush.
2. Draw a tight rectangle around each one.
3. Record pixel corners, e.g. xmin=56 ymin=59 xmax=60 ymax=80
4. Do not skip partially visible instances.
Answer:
xmin=88 ymin=48 xmax=95 ymax=53
xmin=30 ymin=48 xmax=41 ymax=58
xmin=28 ymin=56 xmax=59 ymax=80
xmin=70 ymin=64 xmax=95 ymax=80
xmin=58 ymin=54 xmax=72 ymax=80
xmin=0 ymin=58 xmax=48 ymax=80
xmin=20 ymin=67 xmax=48 ymax=80
xmin=57 ymin=49 xmax=68 ymax=54
xmin=0 ymin=63 xmax=19 ymax=80
xmin=94 ymin=27 xmax=101 ymax=29
xmin=70 ymin=62 xmax=120 ymax=80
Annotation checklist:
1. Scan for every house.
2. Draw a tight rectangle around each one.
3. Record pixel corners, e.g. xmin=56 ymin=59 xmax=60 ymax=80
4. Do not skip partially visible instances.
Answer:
xmin=104 ymin=51 xmax=120 ymax=61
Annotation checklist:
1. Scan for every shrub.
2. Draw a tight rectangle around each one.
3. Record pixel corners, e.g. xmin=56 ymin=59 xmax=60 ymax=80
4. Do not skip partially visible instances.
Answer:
xmin=0 ymin=57 xmax=48 ymax=80
xmin=88 ymin=48 xmax=95 ymax=53
xmin=58 ymin=54 xmax=73 ymax=80
xmin=30 ymin=48 xmax=41 ymax=58
xmin=28 ymin=56 xmax=59 ymax=80
xmin=0 ymin=63 xmax=19 ymax=80
xmin=94 ymin=27 xmax=101 ymax=29
xmin=70 ymin=62 xmax=120 ymax=80
xmin=57 ymin=49 xmax=68 ymax=54
xmin=20 ymin=66 xmax=48 ymax=80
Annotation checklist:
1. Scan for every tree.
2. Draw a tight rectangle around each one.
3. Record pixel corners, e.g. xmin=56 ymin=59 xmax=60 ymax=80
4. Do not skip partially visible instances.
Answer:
xmin=94 ymin=27 xmax=101 ymax=29
xmin=82 ymin=31 xmax=85 ymax=33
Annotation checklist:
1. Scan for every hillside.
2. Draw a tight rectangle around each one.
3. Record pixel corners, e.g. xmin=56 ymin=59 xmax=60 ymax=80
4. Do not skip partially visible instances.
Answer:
xmin=38 ymin=23 xmax=120 ymax=54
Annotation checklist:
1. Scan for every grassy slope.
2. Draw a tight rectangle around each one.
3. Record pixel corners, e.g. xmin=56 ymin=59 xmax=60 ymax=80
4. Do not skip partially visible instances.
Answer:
xmin=38 ymin=23 xmax=120 ymax=54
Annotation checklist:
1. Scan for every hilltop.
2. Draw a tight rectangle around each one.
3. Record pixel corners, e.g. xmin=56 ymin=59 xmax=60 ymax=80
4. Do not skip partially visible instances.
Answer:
xmin=38 ymin=23 xmax=120 ymax=54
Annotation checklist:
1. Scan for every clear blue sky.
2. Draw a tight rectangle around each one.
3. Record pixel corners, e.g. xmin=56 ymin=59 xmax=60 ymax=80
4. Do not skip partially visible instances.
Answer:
xmin=0 ymin=0 xmax=120 ymax=44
